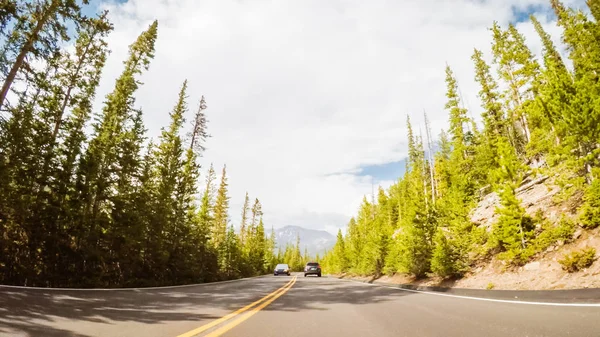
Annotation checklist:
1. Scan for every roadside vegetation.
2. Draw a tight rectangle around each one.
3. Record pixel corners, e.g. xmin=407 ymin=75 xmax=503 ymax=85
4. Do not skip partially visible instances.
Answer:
xmin=559 ymin=247 xmax=597 ymax=272
xmin=0 ymin=1 xmax=283 ymax=287
xmin=322 ymin=0 xmax=600 ymax=280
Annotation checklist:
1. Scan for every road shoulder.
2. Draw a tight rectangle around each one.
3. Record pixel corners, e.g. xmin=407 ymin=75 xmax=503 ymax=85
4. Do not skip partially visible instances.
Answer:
xmin=331 ymin=275 xmax=600 ymax=304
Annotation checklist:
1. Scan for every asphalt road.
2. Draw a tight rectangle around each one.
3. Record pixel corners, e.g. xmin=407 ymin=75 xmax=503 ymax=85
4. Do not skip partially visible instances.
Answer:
xmin=1 ymin=273 xmax=599 ymax=337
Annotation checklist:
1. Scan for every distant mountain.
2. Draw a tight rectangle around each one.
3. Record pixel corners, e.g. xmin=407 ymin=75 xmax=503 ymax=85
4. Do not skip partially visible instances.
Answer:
xmin=274 ymin=225 xmax=336 ymax=257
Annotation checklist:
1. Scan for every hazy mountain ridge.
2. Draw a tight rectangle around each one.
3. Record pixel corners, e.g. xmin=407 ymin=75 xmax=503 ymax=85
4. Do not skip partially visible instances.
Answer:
xmin=274 ymin=225 xmax=336 ymax=256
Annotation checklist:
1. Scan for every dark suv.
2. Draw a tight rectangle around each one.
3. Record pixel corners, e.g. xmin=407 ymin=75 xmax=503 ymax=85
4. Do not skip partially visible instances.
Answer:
xmin=304 ymin=262 xmax=321 ymax=277
xmin=274 ymin=263 xmax=290 ymax=276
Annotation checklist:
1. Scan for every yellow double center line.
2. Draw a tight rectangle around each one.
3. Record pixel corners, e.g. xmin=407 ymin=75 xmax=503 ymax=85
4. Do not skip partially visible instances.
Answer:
xmin=177 ymin=276 xmax=297 ymax=337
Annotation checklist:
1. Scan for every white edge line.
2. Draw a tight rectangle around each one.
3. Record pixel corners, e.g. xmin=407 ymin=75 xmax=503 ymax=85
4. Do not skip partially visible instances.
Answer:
xmin=344 ymin=278 xmax=600 ymax=307
xmin=0 ymin=275 xmax=268 ymax=291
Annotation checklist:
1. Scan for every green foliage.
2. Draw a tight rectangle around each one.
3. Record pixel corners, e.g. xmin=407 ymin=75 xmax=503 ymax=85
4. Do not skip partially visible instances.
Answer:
xmin=559 ymin=247 xmax=597 ymax=272
xmin=325 ymin=230 xmax=349 ymax=274
xmin=212 ymin=165 xmax=230 ymax=251
xmin=431 ymin=229 xmax=463 ymax=278
xmin=491 ymin=183 xmax=535 ymax=265
xmin=527 ymin=216 xmax=574 ymax=257
xmin=2 ymin=0 xmax=600 ymax=288
xmin=552 ymin=1 xmax=600 ymax=165
xmin=486 ymin=282 xmax=495 ymax=290
xmin=580 ymin=169 xmax=600 ymax=229
xmin=0 ymin=10 xmax=275 ymax=287
xmin=589 ymin=0 xmax=600 ymax=21
xmin=325 ymin=6 xmax=600 ymax=279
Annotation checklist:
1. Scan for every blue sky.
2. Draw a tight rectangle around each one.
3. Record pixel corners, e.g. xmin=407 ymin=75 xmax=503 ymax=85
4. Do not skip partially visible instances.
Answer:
xmin=82 ymin=0 xmax=126 ymax=16
xmin=510 ymin=1 xmax=591 ymax=24
xmin=512 ymin=4 xmax=548 ymax=23
xmin=358 ymin=160 xmax=407 ymax=183
xmin=82 ymin=0 xmax=104 ymax=16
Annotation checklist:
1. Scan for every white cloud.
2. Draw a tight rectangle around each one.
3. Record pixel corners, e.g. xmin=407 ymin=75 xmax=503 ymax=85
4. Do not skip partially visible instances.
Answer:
xmin=92 ymin=0 xmax=587 ymax=234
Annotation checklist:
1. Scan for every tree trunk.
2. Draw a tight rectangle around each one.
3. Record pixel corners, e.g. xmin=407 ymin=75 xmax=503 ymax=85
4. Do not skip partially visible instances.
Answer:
xmin=0 ymin=0 xmax=58 ymax=110
xmin=519 ymin=221 xmax=526 ymax=249
xmin=521 ymin=114 xmax=531 ymax=144
xmin=552 ymin=124 xmax=560 ymax=146
xmin=424 ymin=111 xmax=436 ymax=204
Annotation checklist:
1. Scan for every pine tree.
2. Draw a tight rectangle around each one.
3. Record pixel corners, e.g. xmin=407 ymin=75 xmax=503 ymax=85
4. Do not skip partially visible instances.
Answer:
xmin=551 ymin=0 xmax=600 ymax=168
xmin=346 ymin=216 xmax=363 ymax=273
xmin=491 ymin=22 xmax=541 ymax=154
xmin=0 ymin=0 xmax=88 ymax=109
xmin=76 ymin=22 xmax=158 ymax=276
xmin=354 ymin=197 xmax=376 ymax=274
xmin=196 ymin=164 xmax=218 ymax=281
xmin=424 ymin=112 xmax=437 ymax=202
xmin=332 ymin=229 xmax=348 ymax=273
xmin=188 ymin=95 xmax=209 ymax=155
xmin=246 ymin=214 xmax=266 ymax=274
xmin=292 ymin=233 xmax=302 ymax=271
xmin=172 ymin=147 xmax=202 ymax=283
xmin=141 ymin=80 xmax=187 ymax=283
xmin=239 ymin=192 xmax=250 ymax=246
xmin=433 ymin=130 xmax=452 ymax=198
xmin=0 ymin=0 xmax=18 ymax=34
xmin=488 ymin=136 xmax=532 ymax=264
xmin=245 ymin=197 xmax=263 ymax=257
xmin=0 ymin=0 xmax=19 ymax=82
xmin=528 ymin=16 xmax=575 ymax=157
xmin=198 ymin=164 xmax=216 ymax=236
xmin=444 ymin=66 xmax=477 ymax=199
xmin=472 ymin=49 xmax=505 ymax=141
xmin=370 ymin=188 xmax=393 ymax=275
xmin=212 ymin=165 xmax=230 ymax=251
xmin=136 ymin=142 xmax=158 ymax=281
xmin=471 ymin=49 xmax=509 ymax=186
xmin=107 ymin=107 xmax=147 ymax=284
xmin=588 ymin=0 xmax=600 ymax=22
xmin=264 ymin=226 xmax=277 ymax=271
xmin=431 ymin=229 xmax=461 ymax=277
xmin=444 ymin=66 xmax=468 ymax=151
xmin=221 ymin=225 xmax=242 ymax=279
xmin=251 ymin=198 xmax=262 ymax=229
xmin=392 ymin=117 xmax=435 ymax=277
xmin=52 ymin=13 xmax=112 ymax=231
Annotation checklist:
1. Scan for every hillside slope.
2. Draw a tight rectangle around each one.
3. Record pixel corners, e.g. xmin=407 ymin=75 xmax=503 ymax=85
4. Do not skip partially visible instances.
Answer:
xmin=338 ymin=174 xmax=600 ymax=290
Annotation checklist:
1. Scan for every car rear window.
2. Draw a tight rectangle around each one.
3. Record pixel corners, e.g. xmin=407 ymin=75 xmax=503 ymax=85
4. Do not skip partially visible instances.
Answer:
xmin=276 ymin=264 xmax=288 ymax=269
xmin=307 ymin=262 xmax=319 ymax=266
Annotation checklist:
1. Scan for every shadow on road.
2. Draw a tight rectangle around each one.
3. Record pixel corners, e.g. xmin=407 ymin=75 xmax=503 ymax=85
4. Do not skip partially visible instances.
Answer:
xmin=263 ymin=276 xmax=414 ymax=313
xmin=0 ymin=280 xmax=275 ymax=337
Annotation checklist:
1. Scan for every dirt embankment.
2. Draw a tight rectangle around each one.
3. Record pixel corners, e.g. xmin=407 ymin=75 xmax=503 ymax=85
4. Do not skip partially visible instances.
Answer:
xmin=343 ymin=174 xmax=600 ymax=290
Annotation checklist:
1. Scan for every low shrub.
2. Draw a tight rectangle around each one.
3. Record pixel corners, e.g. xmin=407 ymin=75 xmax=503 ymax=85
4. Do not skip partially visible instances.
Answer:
xmin=525 ymin=216 xmax=575 ymax=258
xmin=558 ymin=247 xmax=597 ymax=273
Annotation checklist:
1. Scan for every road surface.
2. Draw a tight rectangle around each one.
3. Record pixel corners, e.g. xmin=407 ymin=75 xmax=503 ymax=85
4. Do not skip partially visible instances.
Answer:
xmin=1 ymin=273 xmax=599 ymax=337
